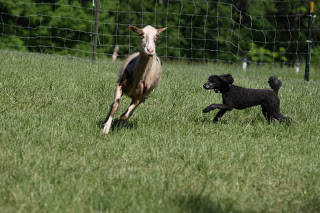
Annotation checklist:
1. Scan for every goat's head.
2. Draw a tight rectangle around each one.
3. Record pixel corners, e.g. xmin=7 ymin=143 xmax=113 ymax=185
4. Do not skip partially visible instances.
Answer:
xmin=129 ymin=25 xmax=167 ymax=56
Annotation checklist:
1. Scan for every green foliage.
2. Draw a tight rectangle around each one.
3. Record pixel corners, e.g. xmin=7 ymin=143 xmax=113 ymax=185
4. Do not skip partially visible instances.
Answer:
xmin=249 ymin=44 xmax=287 ymax=63
xmin=0 ymin=0 xmax=115 ymax=57
xmin=311 ymin=46 xmax=320 ymax=64
xmin=0 ymin=0 xmax=319 ymax=64
xmin=0 ymin=37 xmax=27 ymax=51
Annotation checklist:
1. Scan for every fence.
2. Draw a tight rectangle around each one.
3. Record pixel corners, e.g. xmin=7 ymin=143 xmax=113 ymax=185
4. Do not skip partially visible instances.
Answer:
xmin=0 ymin=0 xmax=319 ymax=76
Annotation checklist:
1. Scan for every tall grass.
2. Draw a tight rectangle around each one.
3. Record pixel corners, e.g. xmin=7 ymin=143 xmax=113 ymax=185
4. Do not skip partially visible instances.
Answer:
xmin=0 ymin=51 xmax=320 ymax=212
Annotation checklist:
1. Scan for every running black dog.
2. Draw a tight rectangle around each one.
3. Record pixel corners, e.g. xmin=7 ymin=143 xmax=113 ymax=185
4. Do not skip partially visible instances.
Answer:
xmin=202 ymin=74 xmax=290 ymax=122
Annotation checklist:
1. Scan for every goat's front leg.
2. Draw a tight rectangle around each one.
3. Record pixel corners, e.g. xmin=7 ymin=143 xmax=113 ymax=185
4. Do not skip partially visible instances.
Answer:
xmin=102 ymin=83 xmax=123 ymax=135
xmin=202 ymin=104 xmax=233 ymax=113
xmin=117 ymin=98 xmax=144 ymax=127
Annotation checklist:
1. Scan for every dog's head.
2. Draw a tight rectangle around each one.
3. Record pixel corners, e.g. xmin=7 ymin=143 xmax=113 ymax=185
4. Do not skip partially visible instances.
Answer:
xmin=203 ymin=74 xmax=234 ymax=92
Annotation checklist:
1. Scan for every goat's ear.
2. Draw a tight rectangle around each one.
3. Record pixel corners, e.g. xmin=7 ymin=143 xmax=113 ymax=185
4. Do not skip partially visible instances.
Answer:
xmin=157 ymin=27 xmax=167 ymax=34
xmin=154 ymin=27 xmax=167 ymax=42
xmin=129 ymin=25 xmax=144 ymax=39
xmin=222 ymin=74 xmax=234 ymax=84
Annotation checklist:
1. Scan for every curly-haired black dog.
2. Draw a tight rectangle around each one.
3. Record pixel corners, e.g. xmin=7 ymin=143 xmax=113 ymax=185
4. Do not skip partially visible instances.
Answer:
xmin=202 ymin=74 xmax=290 ymax=122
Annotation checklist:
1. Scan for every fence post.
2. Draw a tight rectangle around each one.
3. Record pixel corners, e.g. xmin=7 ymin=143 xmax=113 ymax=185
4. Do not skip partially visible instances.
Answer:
xmin=305 ymin=1 xmax=314 ymax=81
xmin=92 ymin=0 xmax=100 ymax=62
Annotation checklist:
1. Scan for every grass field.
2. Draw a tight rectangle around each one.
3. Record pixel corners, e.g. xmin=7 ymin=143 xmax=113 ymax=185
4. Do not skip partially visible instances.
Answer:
xmin=1 ymin=50 xmax=320 ymax=212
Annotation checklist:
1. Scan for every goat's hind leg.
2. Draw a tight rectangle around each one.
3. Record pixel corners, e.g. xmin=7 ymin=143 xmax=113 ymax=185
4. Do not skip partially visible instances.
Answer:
xmin=102 ymin=83 xmax=123 ymax=135
xmin=116 ymin=98 xmax=144 ymax=128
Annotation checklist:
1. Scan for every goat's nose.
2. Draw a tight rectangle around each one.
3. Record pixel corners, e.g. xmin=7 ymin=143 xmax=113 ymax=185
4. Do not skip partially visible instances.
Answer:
xmin=147 ymin=47 xmax=154 ymax=53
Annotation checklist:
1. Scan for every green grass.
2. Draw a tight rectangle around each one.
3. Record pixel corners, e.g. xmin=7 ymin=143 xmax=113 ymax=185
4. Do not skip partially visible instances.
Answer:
xmin=1 ymin=50 xmax=320 ymax=212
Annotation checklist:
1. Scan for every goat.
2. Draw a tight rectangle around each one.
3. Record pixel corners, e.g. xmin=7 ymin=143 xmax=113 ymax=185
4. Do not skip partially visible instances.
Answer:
xmin=102 ymin=25 xmax=167 ymax=135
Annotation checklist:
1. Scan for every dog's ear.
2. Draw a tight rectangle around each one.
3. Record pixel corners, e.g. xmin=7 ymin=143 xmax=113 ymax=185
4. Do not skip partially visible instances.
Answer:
xmin=218 ymin=74 xmax=234 ymax=85
xmin=221 ymin=74 xmax=234 ymax=85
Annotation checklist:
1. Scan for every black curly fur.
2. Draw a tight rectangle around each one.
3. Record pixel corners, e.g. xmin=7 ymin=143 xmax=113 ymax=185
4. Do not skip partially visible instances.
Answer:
xmin=202 ymin=74 xmax=290 ymax=122
xmin=268 ymin=76 xmax=282 ymax=94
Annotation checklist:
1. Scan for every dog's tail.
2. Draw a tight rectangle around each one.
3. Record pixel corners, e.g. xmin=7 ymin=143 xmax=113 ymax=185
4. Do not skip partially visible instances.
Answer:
xmin=268 ymin=76 xmax=282 ymax=94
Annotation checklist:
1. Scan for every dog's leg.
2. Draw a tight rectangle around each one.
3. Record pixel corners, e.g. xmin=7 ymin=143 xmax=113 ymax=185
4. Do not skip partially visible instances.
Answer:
xmin=262 ymin=106 xmax=290 ymax=122
xmin=213 ymin=109 xmax=228 ymax=122
xmin=262 ymin=108 xmax=270 ymax=121
xmin=203 ymin=104 xmax=232 ymax=113
xmin=102 ymin=83 xmax=123 ymax=135
xmin=274 ymin=112 xmax=291 ymax=122
xmin=262 ymin=108 xmax=276 ymax=122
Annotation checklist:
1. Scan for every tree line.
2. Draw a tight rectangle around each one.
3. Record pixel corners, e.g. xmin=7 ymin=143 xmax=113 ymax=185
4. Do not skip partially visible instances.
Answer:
xmin=1 ymin=0 xmax=319 ymax=65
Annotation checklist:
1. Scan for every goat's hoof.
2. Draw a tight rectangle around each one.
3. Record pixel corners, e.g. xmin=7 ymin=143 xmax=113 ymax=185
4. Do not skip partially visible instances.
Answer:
xmin=102 ymin=126 xmax=110 ymax=135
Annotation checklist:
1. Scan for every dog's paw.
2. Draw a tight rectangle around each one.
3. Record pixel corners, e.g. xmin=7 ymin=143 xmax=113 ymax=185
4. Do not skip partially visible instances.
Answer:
xmin=202 ymin=107 xmax=211 ymax=113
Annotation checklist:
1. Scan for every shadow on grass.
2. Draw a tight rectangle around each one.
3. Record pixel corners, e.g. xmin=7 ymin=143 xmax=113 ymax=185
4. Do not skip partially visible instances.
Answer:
xmin=194 ymin=113 xmax=293 ymax=126
xmin=176 ymin=178 xmax=242 ymax=213
xmin=92 ymin=193 xmax=112 ymax=212
xmin=193 ymin=116 xmax=229 ymax=125
xmin=97 ymin=117 xmax=138 ymax=132
xmin=177 ymin=193 xmax=242 ymax=213
xmin=193 ymin=116 xmax=211 ymax=123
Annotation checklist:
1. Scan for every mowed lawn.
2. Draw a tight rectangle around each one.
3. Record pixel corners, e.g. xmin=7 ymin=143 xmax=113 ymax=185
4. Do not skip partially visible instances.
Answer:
xmin=1 ymin=51 xmax=320 ymax=212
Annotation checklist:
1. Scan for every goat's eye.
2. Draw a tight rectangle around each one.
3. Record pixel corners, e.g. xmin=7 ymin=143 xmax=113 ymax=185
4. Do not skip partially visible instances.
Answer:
xmin=138 ymin=32 xmax=145 ymax=39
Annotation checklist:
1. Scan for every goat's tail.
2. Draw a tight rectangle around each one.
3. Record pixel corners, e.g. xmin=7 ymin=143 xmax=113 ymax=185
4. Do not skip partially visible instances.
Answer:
xmin=268 ymin=76 xmax=282 ymax=94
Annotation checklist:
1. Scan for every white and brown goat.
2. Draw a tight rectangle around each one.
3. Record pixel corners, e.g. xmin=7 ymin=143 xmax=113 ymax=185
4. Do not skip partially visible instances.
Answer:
xmin=102 ymin=25 xmax=167 ymax=134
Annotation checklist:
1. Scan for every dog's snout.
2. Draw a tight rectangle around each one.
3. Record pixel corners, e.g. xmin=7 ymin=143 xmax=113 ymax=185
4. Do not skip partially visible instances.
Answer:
xmin=203 ymin=83 xmax=210 ymax=89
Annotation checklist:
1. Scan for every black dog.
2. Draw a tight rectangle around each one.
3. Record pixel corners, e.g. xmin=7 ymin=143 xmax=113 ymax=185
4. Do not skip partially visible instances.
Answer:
xmin=203 ymin=74 xmax=290 ymax=122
